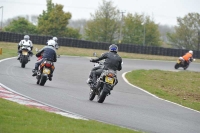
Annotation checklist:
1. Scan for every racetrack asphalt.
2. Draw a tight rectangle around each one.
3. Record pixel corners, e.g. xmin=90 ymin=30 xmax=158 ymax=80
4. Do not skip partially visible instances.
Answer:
xmin=0 ymin=56 xmax=200 ymax=133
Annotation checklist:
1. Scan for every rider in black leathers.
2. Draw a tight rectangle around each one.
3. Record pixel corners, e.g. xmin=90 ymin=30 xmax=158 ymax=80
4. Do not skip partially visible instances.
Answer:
xmin=90 ymin=44 xmax=122 ymax=86
xmin=32 ymin=40 xmax=57 ymax=80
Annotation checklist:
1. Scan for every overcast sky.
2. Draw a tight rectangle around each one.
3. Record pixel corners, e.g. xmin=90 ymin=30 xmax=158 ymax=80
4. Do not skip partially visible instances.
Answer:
xmin=0 ymin=0 xmax=200 ymax=26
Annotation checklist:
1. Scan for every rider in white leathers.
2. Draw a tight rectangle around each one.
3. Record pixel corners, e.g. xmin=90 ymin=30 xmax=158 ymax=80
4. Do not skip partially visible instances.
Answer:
xmin=17 ymin=35 xmax=33 ymax=60
xmin=52 ymin=37 xmax=59 ymax=50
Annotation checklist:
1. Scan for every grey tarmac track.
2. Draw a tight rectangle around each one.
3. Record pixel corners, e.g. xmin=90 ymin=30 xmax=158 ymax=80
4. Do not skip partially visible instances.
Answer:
xmin=0 ymin=56 xmax=200 ymax=133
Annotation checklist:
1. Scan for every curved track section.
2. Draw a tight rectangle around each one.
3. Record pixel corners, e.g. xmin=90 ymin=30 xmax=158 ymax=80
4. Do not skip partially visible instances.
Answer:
xmin=0 ymin=56 xmax=200 ymax=133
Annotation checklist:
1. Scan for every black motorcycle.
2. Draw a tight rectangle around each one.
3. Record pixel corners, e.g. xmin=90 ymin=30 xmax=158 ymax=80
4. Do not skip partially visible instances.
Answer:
xmin=87 ymin=62 xmax=118 ymax=103
xmin=174 ymin=57 xmax=195 ymax=70
xmin=19 ymin=44 xmax=32 ymax=68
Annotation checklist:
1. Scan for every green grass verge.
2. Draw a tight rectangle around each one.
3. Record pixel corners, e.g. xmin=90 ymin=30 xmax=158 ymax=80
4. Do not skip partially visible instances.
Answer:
xmin=125 ymin=70 xmax=200 ymax=111
xmin=2 ymin=41 xmax=200 ymax=62
xmin=0 ymin=41 xmax=141 ymax=133
xmin=0 ymin=99 xmax=140 ymax=133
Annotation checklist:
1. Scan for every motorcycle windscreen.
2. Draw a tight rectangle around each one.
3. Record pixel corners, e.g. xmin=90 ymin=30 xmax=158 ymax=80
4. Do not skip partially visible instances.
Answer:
xmin=43 ymin=68 xmax=51 ymax=74
xmin=105 ymin=76 xmax=114 ymax=84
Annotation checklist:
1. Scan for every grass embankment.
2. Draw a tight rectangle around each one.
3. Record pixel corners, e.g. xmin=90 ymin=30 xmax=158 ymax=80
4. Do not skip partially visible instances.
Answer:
xmin=126 ymin=70 xmax=200 ymax=111
xmin=2 ymin=41 xmax=199 ymax=62
xmin=0 ymin=42 xmax=141 ymax=133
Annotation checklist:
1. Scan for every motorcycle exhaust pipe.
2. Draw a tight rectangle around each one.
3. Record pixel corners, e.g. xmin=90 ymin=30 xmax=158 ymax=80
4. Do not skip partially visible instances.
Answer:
xmin=37 ymin=72 xmax=41 ymax=75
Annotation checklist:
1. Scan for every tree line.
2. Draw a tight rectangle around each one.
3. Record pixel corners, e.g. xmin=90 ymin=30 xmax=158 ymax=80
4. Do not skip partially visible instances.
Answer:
xmin=1 ymin=0 xmax=200 ymax=50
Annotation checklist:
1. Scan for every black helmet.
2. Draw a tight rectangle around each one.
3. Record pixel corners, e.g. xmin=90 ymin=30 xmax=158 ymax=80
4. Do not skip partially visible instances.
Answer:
xmin=109 ymin=44 xmax=118 ymax=52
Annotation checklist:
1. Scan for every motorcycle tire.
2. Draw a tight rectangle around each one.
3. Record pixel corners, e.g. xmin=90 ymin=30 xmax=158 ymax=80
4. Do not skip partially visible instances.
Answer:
xmin=21 ymin=63 xmax=26 ymax=68
xmin=39 ymin=75 xmax=47 ymax=86
xmin=20 ymin=56 xmax=28 ymax=68
xmin=184 ymin=65 xmax=188 ymax=70
xmin=36 ymin=79 xmax=40 ymax=84
xmin=89 ymin=89 xmax=96 ymax=101
xmin=174 ymin=63 xmax=179 ymax=69
xmin=97 ymin=90 xmax=107 ymax=103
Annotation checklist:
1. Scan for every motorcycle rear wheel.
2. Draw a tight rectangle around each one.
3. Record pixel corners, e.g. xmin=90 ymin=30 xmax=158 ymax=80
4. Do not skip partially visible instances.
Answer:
xmin=39 ymin=75 xmax=47 ymax=86
xmin=97 ymin=90 xmax=107 ymax=103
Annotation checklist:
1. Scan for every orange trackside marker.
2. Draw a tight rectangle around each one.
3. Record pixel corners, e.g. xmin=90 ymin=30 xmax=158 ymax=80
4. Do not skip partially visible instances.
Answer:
xmin=0 ymin=48 xmax=2 ymax=55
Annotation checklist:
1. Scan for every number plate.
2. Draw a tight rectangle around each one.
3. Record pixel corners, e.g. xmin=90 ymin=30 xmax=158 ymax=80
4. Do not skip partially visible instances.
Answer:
xmin=105 ymin=76 xmax=114 ymax=84
xmin=22 ymin=51 xmax=28 ymax=55
xmin=43 ymin=68 xmax=50 ymax=74
xmin=177 ymin=60 xmax=180 ymax=63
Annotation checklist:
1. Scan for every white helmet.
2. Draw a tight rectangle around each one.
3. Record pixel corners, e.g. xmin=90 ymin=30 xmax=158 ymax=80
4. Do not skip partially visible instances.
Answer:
xmin=24 ymin=35 xmax=30 ymax=41
xmin=47 ymin=40 xmax=56 ymax=47
xmin=189 ymin=50 xmax=193 ymax=55
xmin=52 ymin=37 xmax=58 ymax=42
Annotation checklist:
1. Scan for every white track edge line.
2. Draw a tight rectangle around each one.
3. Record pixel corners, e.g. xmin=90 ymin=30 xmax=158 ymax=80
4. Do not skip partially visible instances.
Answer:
xmin=122 ymin=71 xmax=200 ymax=113
xmin=0 ymin=57 xmax=87 ymax=120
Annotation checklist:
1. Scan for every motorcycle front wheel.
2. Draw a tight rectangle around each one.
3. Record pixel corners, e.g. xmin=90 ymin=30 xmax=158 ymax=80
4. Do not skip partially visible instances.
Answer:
xmin=20 ymin=55 xmax=28 ymax=68
xmin=174 ymin=63 xmax=180 ymax=69
xmin=21 ymin=63 xmax=26 ymax=68
xmin=89 ymin=89 xmax=96 ymax=101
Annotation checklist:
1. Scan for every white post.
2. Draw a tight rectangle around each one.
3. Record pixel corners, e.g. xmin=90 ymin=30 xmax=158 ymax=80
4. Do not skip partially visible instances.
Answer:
xmin=0 ymin=6 xmax=3 ymax=30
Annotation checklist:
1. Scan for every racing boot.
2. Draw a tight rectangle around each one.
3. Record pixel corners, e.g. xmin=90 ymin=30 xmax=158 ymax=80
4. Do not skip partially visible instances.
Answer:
xmin=49 ymin=74 xmax=52 ymax=81
xmin=17 ymin=54 xmax=20 ymax=60
xmin=32 ymin=69 xmax=37 ymax=76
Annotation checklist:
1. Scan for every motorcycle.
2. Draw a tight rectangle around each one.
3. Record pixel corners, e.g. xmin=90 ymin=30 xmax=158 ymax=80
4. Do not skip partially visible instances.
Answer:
xmin=19 ymin=42 xmax=32 ymax=68
xmin=35 ymin=48 xmax=54 ymax=86
xmin=174 ymin=57 xmax=195 ymax=70
xmin=87 ymin=61 xmax=118 ymax=103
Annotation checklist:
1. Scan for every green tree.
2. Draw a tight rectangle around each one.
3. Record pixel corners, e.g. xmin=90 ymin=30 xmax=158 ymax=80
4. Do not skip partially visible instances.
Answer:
xmin=38 ymin=0 xmax=80 ymax=38
xmin=167 ymin=13 xmax=200 ymax=49
xmin=144 ymin=16 xmax=162 ymax=46
xmin=3 ymin=17 xmax=37 ymax=34
xmin=122 ymin=13 xmax=143 ymax=44
xmin=65 ymin=27 xmax=81 ymax=39
xmin=122 ymin=13 xmax=161 ymax=46
xmin=84 ymin=0 xmax=120 ymax=43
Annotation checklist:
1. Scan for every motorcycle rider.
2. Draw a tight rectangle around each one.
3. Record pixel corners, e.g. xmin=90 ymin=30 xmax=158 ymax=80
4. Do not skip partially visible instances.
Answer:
xmin=17 ymin=35 xmax=33 ymax=60
xmin=89 ymin=44 xmax=122 ymax=88
xmin=47 ymin=37 xmax=60 ymax=57
xmin=86 ymin=53 xmax=105 ymax=84
xmin=52 ymin=37 xmax=59 ymax=50
xmin=32 ymin=40 xmax=57 ymax=81
xmin=46 ymin=37 xmax=59 ymax=49
xmin=182 ymin=50 xmax=194 ymax=66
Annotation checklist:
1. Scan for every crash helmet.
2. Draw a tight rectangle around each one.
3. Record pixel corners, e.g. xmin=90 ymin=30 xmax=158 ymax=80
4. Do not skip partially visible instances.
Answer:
xmin=24 ymin=35 xmax=30 ymax=41
xmin=109 ymin=44 xmax=118 ymax=52
xmin=47 ymin=40 xmax=56 ymax=48
xmin=52 ymin=37 xmax=58 ymax=42
xmin=188 ymin=50 xmax=193 ymax=55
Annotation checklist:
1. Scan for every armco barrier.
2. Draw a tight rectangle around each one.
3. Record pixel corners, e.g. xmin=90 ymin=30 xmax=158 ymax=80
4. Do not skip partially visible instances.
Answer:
xmin=1 ymin=31 xmax=200 ymax=59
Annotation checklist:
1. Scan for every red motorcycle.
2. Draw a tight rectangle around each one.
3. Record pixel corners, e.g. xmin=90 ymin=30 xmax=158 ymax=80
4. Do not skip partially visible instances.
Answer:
xmin=35 ymin=48 xmax=54 ymax=86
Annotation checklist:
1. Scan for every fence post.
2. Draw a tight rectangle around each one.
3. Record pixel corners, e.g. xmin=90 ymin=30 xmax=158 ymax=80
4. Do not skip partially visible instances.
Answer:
xmin=0 ymin=48 xmax=2 ymax=55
